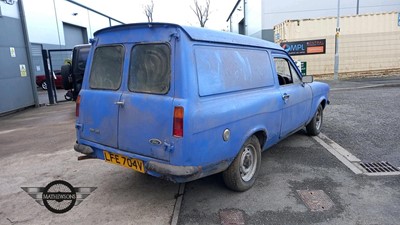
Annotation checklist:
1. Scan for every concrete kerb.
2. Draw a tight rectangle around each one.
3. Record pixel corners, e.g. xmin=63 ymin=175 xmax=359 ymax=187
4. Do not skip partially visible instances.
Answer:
xmin=330 ymin=83 xmax=400 ymax=91
xmin=318 ymin=75 xmax=400 ymax=91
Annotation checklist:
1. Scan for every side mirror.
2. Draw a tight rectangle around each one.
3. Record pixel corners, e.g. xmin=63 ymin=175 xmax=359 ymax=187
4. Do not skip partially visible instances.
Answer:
xmin=302 ymin=75 xmax=313 ymax=83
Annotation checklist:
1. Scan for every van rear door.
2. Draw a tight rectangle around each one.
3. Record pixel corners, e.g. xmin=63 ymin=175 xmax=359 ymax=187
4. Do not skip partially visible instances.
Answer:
xmin=79 ymin=45 xmax=124 ymax=148
xmin=117 ymin=43 xmax=173 ymax=162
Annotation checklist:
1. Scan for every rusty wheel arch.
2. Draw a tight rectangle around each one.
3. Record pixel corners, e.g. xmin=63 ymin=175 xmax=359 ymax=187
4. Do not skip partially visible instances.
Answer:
xmin=253 ymin=130 xmax=267 ymax=149
xmin=321 ymin=99 xmax=328 ymax=109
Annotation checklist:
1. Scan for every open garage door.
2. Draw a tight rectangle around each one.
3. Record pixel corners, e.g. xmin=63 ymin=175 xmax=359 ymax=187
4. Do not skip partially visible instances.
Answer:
xmin=63 ymin=23 xmax=88 ymax=49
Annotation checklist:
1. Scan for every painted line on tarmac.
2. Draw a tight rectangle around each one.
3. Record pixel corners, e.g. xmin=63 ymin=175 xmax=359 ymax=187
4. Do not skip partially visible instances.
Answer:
xmin=0 ymin=128 xmax=27 ymax=135
xmin=171 ymin=183 xmax=185 ymax=225
xmin=317 ymin=133 xmax=361 ymax=162
xmin=313 ymin=133 xmax=363 ymax=174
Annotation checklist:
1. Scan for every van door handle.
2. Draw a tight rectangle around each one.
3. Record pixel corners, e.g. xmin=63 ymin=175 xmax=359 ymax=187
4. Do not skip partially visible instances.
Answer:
xmin=282 ymin=93 xmax=290 ymax=100
xmin=114 ymin=101 xmax=125 ymax=106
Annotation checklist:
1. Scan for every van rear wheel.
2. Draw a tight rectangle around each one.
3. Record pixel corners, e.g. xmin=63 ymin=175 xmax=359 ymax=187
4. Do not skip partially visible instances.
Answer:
xmin=223 ymin=135 xmax=261 ymax=192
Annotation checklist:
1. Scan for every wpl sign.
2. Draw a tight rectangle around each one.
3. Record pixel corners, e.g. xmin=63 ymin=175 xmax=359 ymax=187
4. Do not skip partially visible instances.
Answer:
xmin=280 ymin=39 xmax=326 ymax=56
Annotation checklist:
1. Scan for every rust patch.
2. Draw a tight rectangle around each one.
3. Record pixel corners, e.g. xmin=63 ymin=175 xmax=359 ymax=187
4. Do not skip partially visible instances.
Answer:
xmin=297 ymin=190 xmax=334 ymax=212
xmin=219 ymin=208 xmax=245 ymax=225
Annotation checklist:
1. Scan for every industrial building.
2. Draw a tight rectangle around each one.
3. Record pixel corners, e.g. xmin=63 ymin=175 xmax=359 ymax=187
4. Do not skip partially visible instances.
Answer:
xmin=0 ymin=0 xmax=123 ymax=114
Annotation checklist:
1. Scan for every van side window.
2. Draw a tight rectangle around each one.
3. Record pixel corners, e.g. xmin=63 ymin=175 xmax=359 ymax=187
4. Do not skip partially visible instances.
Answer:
xmin=129 ymin=44 xmax=171 ymax=94
xmin=290 ymin=63 xmax=302 ymax=84
xmin=195 ymin=46 xmax=273 ymax=96
xmin=89 ymin=45 xmax=124 ymax=90
xmin=273 ymin=58 xmax=301 ymax=86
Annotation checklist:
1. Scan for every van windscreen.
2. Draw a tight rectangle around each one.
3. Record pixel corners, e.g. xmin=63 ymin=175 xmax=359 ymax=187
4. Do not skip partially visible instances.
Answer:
xmin=89 ymin=45 xmax=124 ymax=90
xmin=129 ymin=44 xmax=171 ymax=94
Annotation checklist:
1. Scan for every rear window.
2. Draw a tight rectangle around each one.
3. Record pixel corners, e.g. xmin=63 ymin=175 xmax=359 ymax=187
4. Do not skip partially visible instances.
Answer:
xmin=195 ymin=46 xmax=273 ymax=96
xmin=89 ymin=45 xmax=124 ymax=90
xmin=129 ymin=44 xmax=171 ymax=94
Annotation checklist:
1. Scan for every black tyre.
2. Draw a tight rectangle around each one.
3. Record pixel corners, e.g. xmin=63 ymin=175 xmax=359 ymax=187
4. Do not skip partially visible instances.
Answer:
xmin=306 ymin=104 xmax=323 ymax=136
xmin=223 ymin=135 xmax=261 ymax=192
xmin=64 ymin=92 xmax=72 ymax=101
xmin=41 ymin=81 xmax=47 ymax=90
xmin=61 ymin=64 xmax=72 ymax=90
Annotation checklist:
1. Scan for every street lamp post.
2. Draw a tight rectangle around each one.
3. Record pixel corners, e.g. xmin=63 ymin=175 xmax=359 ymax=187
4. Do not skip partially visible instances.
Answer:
xmin=356 ymin=0 xmax=360 ymax=15
xmin=333 ymin=0 xmax=341 ymax=80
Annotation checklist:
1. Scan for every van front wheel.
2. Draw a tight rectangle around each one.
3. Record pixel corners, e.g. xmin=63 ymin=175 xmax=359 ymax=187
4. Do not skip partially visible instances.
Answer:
xmin=223 ymin=135 xmax=261 ymax=192
xmin=306 ymin=104 xmax=323 ymax=136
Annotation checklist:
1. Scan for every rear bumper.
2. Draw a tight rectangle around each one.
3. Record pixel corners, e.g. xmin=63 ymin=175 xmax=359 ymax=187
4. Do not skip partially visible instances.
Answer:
xmin=74 ymin=143 xmax=200 ymax=179
xmin=147 ymin=161 xmax=200 ymax=177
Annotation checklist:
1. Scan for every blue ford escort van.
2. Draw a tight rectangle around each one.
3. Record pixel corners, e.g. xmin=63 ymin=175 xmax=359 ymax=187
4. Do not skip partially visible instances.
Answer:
xmin=74 ymin=23 xmax=330 ymax=191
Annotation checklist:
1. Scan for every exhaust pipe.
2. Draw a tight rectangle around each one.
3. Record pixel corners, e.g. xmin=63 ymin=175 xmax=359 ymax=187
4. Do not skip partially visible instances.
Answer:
xmin=78 ymin=155 xmax=96 ymax=161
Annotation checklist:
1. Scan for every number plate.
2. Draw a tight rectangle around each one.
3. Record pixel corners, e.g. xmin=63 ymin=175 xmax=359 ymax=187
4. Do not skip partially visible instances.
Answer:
xmin=103 ymin=151 xmax=145 ymax=173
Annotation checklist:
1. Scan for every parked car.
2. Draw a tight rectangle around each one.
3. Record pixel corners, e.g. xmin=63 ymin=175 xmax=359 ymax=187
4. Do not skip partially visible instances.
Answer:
xmin=73 ymin=23 xmax=330 ymax=192
xmin=36 ymin=70 xmax=63 ymax=90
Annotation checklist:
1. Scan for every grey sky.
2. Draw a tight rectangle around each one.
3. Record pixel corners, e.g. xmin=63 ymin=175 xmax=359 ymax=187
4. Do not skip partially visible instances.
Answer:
xmin=76 ymin=0 xmax=238 ymax=30
xmin=75 ymin=0 xmax=400 ymax=30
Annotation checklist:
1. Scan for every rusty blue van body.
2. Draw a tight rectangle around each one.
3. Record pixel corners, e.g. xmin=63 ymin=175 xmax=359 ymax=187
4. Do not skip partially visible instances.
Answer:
xmin=74 ymin=23 xmax=329 ymax=191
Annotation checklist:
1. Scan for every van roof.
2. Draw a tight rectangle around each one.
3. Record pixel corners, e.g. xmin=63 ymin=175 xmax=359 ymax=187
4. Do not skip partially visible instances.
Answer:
xmin=94 ymin=23 xmax=283 ymax=50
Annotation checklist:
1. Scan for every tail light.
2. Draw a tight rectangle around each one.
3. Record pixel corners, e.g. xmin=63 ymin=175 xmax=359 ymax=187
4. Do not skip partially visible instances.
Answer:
xmin=173 ymin=106 xmax=184 ymax=137
xmin=76 ymin=95 xmax=81 ymax=117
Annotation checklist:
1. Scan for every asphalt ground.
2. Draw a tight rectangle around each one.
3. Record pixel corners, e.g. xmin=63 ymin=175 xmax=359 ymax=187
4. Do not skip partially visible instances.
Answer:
xmin=1 ymin=75 xmax=399 ymax=225
xmin=323 ymin=76 xmax=400 ymax=166
xmin=324 ymin=86 xmax=400 ymax=165
xmin=37 ymin=88 xmax=70 ymax=105
xmin=179 ymin=133 xmax=400 ymax=225
xmin=179 ymin=76 xmax=400 ymax=225
xmin=0 ymin=102 xmax=180 ymax=225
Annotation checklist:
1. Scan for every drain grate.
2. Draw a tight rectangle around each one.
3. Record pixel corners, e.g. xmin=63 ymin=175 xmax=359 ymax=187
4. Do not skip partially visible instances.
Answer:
xmin=359 ymin=161 xmax=400 ymax=173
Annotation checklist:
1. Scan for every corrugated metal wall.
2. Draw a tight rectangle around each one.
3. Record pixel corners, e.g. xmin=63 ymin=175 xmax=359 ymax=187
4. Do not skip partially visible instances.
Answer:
xmin=0 ymin=4 xmax=35 ymax=114
xmin=274 ymin=12 xmax=400 ymax=78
